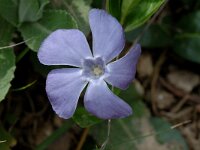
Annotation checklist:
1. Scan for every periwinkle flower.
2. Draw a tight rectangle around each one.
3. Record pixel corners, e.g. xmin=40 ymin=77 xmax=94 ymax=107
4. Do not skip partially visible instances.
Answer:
xmin=38 ymin=9 xmax=141 ymax=119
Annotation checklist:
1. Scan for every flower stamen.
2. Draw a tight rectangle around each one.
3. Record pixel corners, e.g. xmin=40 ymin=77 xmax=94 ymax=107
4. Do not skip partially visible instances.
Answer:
xmin=92 ymin=65 xmax=103 ymax=76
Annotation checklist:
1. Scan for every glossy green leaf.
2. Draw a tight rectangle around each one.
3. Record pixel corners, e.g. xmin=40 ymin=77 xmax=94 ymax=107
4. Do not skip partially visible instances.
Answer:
xmin=52 ymin=0 xmax=92 ymax=35
xmin=121 ymin=0 xmax=141 ymax=24
xmin=123 ymin=0 xmax=165 ymax=32
xmin=0 ymin=17 xmax=15 ymax=102
xmin=19 ymin=10 xmax=77 ymax=52
xmin=107 ymin=0 xmax=165 ymax=31
xmin=19 ymin=0 xmax=49 ymax=23
xmin=150 ymin=117 xmax=189 ymax=150
xmin=174 ymin=11 xmax=200 ymax=63
xmin=73 ymin=107 xmax=102 ymax=128
xmin=0 ymin=0 xmax=19 ymax=26
xmin=107 ymin=0 xmax=122 ymax=20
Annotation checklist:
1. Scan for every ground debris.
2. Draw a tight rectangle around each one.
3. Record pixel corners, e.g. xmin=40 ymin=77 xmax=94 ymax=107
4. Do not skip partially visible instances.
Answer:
xmin=167 ymin=70 xmax=199 ymax=92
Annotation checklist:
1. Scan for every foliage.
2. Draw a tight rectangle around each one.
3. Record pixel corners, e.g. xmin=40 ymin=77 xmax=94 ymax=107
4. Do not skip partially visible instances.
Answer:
xmin=0 ymin=0 xmax=169 ymax=102
xmin=174 ymin=11 xmax=200 ymax=63
xmin=107 ymin=0 xmax=165 ymax=31
xmin=19 ymin=10 xmax=77 ymax=52
xmin=51 ymin=0 xmax=92 ymax=35
xmin=0 ymin=17 xmax=15 ymax=101
xmin=0 ymin=0 xmax=197 ymax=149
xmin=150 ymin=118 xmax=189 ymax=150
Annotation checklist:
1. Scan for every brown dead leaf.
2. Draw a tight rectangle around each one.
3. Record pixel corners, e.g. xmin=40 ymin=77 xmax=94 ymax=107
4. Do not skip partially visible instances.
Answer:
xmin=167 ymin=70 xmax=199 ymax=92
xmin=156 ymin=89 xmax=176 ymax=109
xmin=133 ymin=80 xmax=145 ymax=96
xmin=137 ymin=53 xmax=154 ymax=78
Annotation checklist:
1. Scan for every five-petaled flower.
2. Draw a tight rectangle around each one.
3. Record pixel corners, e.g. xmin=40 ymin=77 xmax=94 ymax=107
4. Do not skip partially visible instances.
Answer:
xmin=38 ymin=9 xmax=141 ymax=119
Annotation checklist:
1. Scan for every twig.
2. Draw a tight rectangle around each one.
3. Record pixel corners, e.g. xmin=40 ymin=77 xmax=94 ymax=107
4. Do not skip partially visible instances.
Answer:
xmin=160 ymin=107 xmax=193 ymax=120
xmin=0 ymin=37 xmax=34 ymax=50
xmin=150 ymin=51 xmax=166 ymax=115
xmin=171 ymin=95 xmax=189 ymax=113
xmin=75 ymin=127 xmax=90 ymax=150
xmin=171 ymin=120 xmax=191 ymax=129
xmin=0 ymin=140 xmax=6 ymax=143
xmin=12 ymin=80 xmax=37 ymax=92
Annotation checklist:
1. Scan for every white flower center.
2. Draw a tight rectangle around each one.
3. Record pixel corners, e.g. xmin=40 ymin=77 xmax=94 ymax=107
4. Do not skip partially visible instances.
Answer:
xmin=92 ymin=65 xmax=103 ymax=76
xmin=82 ymin=57 xmax=107 ymax=80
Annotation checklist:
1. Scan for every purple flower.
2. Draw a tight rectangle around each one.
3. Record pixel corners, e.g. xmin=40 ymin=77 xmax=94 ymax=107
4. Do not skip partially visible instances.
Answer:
xmin=38 ymin=9 xmax=141 ymax=119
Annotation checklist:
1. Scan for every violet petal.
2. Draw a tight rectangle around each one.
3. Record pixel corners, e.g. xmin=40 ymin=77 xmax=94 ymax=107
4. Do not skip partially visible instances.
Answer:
xmin=46 ymin=68 xmax=87 ymax=119
xmin=38 ymin=29 xmax=92 ymax=67
xmin=84 ymin=81 xmax=132 ymax=119
xmin=89 ymin=9 xmax=125 ymax=63
xmin=105 ymin=44 xmax=141 ymax=90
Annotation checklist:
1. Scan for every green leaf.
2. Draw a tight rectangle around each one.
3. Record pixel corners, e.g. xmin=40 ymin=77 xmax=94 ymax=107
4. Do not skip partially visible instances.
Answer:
xmin=174 ymin=33 xmax=200 ymax=63
xmin=0 ymin=17 xmax=15 ymax=102
xmin=0 ymin=16 xmax=14 ymax=44
xmin=0 ymin=0 xmax=19 ymax=26
xmin=107 ymin=0 xmax=122 ymax=20
xmin=73 ymin=107 xmax=102 ymax=128
xmin=52 ymin=0 xmax=92 ymax=35
xmin=173 ymin=11 xmax=200 ymax=63
xmin=0 ymin=49 xmax=16 ymax=101
xmin=123 ymin=0 xmax=165 ymax=32
xmin=121 ymin=0 xmax=141 ymax=24
xmin=177 ymin=11 xmax=200 ymax=33
xmin=150 ymin=117 xmax=189 ymax=150
xmin=107 ymin=0 xmax=165 ymax=31
xmin=18 ymin=0 xmax=49 ymax=23
xmin=19 ymin=10 xmax=77 ymax=52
